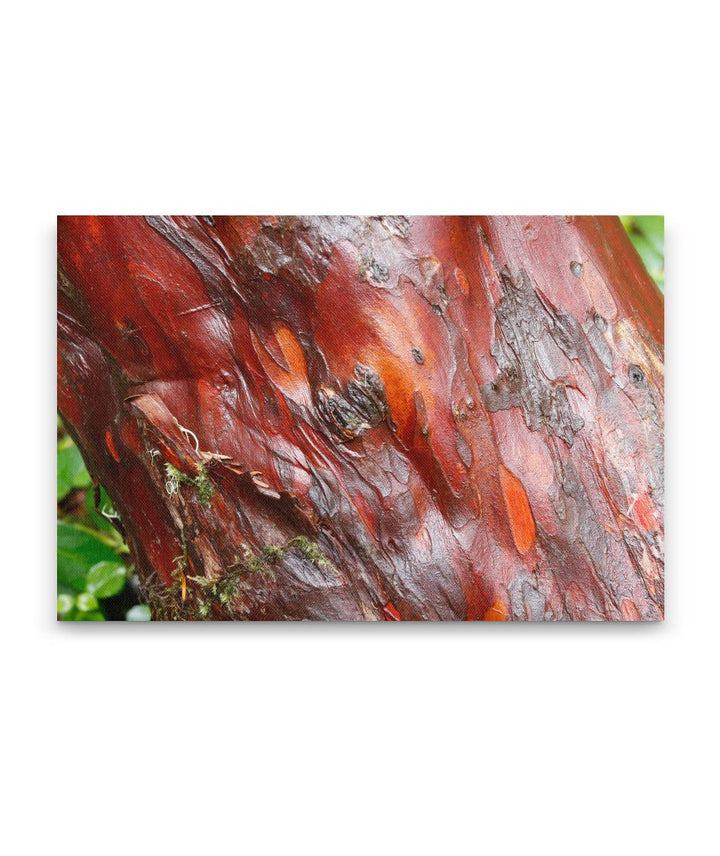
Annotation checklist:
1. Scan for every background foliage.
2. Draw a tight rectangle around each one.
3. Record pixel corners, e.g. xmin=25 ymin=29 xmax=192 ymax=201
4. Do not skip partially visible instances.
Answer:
xmin=621 ymin=215 xmax=664 ymax=292
xmin=57 ymin=419 xmax=149 ymax=621
xmin=56 ymin=216 xmax=664 ymax=621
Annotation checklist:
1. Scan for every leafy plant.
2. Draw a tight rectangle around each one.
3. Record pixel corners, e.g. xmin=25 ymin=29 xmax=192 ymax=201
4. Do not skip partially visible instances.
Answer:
xmin=56 ymin=420 xmax=149 ymax=621
xmin=622 ymin=215 xmax=664 ymax=292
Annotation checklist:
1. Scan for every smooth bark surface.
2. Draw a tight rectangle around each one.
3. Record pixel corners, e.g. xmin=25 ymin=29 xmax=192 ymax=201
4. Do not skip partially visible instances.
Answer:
xmin=57 ymin=216 xmax=664 ymax=620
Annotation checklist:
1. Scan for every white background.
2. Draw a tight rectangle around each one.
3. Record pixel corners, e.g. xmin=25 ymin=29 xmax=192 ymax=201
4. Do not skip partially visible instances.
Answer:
xmin=2 ymin=2 xmax=717 ymax=854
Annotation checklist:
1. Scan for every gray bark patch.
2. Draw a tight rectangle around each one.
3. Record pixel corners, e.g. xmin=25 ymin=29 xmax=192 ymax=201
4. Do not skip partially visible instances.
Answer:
xmin=479 ymin=268 xmax=585 ymax=446
xmin=317 ymin=363 xmax=391 ymax=442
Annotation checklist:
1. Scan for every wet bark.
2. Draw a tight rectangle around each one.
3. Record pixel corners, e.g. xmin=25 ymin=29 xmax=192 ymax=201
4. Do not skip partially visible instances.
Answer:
xmin=57 ymin=215 xmax=664 ymax=620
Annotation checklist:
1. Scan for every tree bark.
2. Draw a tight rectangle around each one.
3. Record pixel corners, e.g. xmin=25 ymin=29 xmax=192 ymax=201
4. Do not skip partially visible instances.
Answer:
xmin=57 ymin=215 xmax=664 ymax=620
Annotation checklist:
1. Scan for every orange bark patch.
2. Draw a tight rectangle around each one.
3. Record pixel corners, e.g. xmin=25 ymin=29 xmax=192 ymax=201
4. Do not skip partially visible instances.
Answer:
xmin=475 ymin=486 xmax=484 ymax=519
xmin=454 ymin=267 xmax=470 ymax=297
xmin=633 ymin=492 xmax=657 ymax=533
xmin=382 ymin=601 xmax=401 ymax=621
xmin=484 ymin=598 xmax=508 ymax=621
xmin=105 ymin=429 xmax=120 ymax=462
xmin=621 ymin=599 xmax=641 ymax=621
xmin=274 ymin=324 xmax=309 ymax=379
xmin=499 ymin=464 xmax=536 ymax=554
xmin=251 ymin=326 xmax=311 ymax=407
xmin=359 ymin=347 xmax=417 ymax=447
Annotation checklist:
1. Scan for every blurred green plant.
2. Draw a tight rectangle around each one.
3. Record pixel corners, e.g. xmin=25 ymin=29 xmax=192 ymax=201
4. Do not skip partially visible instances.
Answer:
xmin=57 ymin=419 xmax=150 ymax=621
xmin=621 ymin=215 xmax=664 ymax=292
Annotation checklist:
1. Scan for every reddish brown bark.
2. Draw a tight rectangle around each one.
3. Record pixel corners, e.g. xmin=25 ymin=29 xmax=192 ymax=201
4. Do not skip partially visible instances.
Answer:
xmin=57 ymin=216 xmax=664 ymax=620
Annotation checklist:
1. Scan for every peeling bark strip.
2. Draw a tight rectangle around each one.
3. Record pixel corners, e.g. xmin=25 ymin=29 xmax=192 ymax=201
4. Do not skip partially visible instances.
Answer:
xmin=57 ymin=216 xmax=664 ymax=621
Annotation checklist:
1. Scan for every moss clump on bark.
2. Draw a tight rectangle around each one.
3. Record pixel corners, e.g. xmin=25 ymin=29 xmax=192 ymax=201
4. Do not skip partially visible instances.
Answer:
xmin=148 ymin=535 xmax=336 ymax=620
xmin=164 ymin=462 xmax=215 ymax=507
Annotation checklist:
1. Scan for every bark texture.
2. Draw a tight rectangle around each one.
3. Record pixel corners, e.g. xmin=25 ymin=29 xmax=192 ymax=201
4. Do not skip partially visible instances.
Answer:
xmin=57 ymin=216 xmax=664 ymax=620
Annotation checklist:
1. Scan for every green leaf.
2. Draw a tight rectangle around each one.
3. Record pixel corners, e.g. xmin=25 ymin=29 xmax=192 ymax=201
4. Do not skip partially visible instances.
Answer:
xmin=83 ymin=484 xmax=115 ymax=534
xmin=76 ymin=592 xmax=99 ymax=612
xmin=633 ymin=215 xmax=664 ymax=255
xmin=57 ymin=520 xmax=121 ymax=593
xmin=623 ymin=214 xmax=664 ymax=293
xmin=57 ymin=438 xmax=91 ymax=501
xmin=57 ymin=593 xmax=75 ymax=616
xmin=125 ymin=604 xmax=151 ymax=622
xmin=629 ymin=232 xmax=663 ymax=278
xmin=75 ymin=610 xmax=106 ymax=621
xmin=86 ymin=561 xmax=127 ymax=599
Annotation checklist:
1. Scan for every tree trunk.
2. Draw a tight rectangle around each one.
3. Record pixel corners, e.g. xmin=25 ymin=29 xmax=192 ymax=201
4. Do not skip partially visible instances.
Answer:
xmin=57 ymin=215 xmax=664 ymax=620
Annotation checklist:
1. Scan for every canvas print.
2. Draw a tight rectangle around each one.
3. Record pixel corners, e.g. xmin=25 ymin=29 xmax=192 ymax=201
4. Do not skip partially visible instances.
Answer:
xmin=57 ymin=216 xmax=664 ymax=621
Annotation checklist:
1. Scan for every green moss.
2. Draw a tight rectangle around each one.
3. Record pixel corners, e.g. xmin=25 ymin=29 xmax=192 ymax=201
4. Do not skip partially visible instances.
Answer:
xmin=187 ymin=564 xmax=247 ymax=618
xmin=165 ymin=462 xmax=191 ymax=491
xmin=239 ymin=543 xmax=277 ymax=581
xmin=141 ymin=536 xmax=189 ymax=621
xmin=263 ymin=544 xmax=284 ymax=560
xmin=146 ymin=527 xmax=336 ymax=621
xmin=164 ymin=462 xmax=215 ymax=507
xmin=196 ymin=601 xmax=210 ymax=618
xmin=286 ymin=535 xmax=334 ymax=569
xmin=194 ymin=466 xmax=215 ymax=507
xmin=166 ymin=536 xmax=188 ymax=601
